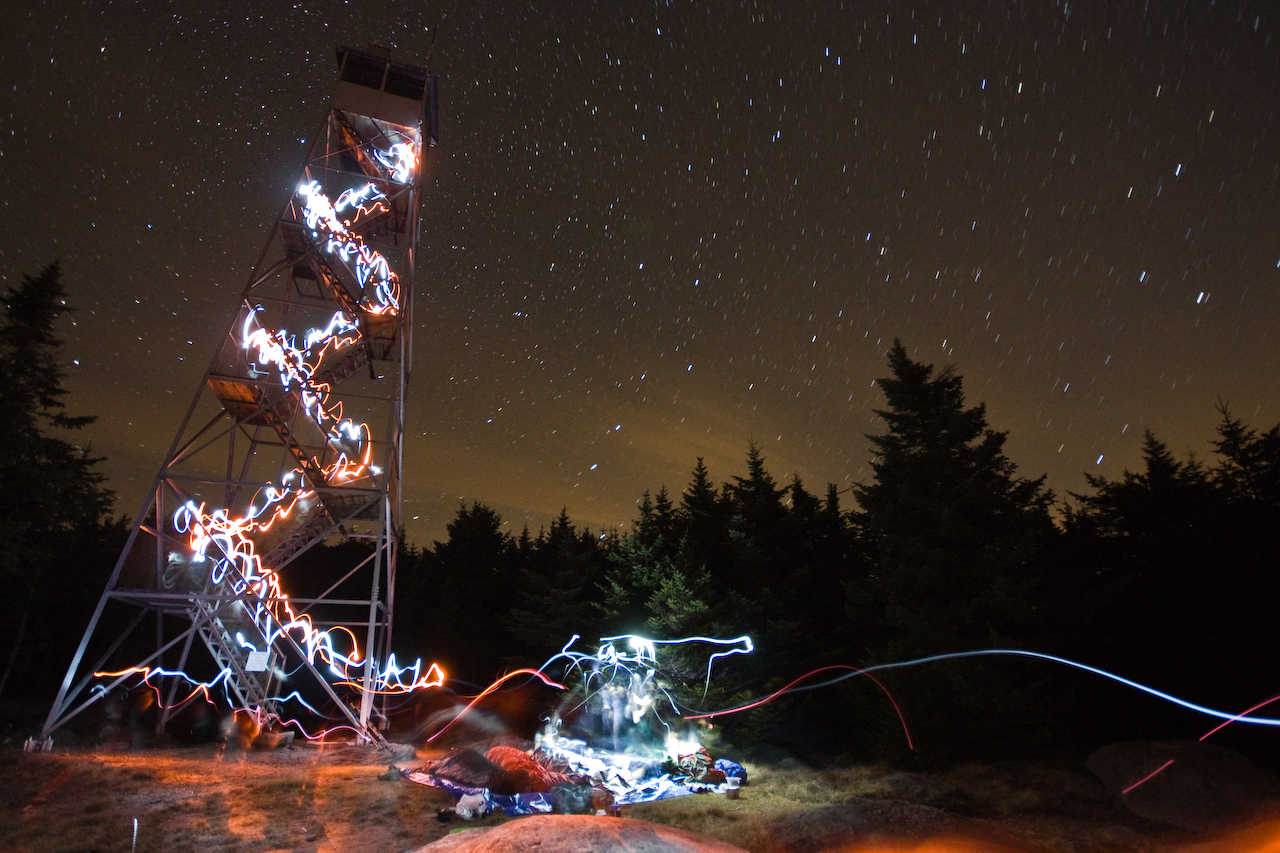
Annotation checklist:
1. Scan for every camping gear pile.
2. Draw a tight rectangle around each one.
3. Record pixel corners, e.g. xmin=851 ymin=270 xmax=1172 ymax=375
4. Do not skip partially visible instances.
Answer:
xmin=402 ymin=736 xmax=748 ymax=819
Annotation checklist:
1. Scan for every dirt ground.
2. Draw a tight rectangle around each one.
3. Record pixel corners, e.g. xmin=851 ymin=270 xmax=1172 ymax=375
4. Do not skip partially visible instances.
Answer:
xmin=5 ymin=742 xmax=1280 ymax=853
xmin=2 ymin=742 xmax=459 ymax=853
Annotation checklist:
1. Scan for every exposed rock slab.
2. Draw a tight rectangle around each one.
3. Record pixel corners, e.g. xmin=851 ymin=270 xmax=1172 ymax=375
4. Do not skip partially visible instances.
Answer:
xmin=1087 ymin=740 xmax=1280 ymax=832
xmin=759 ymin=798 xmax=1045 ymax=853
xmin=412 ymin=814 xmax=750 ymax=853
xmin=866 ymin=770 xmax=961 ymax=808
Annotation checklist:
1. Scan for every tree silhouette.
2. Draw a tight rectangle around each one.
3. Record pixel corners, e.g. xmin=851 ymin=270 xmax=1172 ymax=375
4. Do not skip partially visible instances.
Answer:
xmin=724 ymin=441 xmax=789 ymax=593
xmin=850 ymin=341 xmax=1058 ymax=760
xmin=1211 ymin=402 xmax=1280 ymax=508
xmin=0 ymin=263 xmax=117 ymax=702
xmin=1063 ymin=418 xmax=1280 ymax=746
xmin=504 ymin=509 xmax=611 ymax=665
xmin=404 ymin=502 xmax=519 ymax=685
xmin=853 ymin=340 xmax=1055 ymax=654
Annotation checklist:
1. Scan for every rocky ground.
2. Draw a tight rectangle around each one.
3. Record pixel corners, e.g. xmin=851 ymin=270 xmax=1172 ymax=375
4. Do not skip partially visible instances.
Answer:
xmin=3 ymin=739 xmax=1280 ymax=853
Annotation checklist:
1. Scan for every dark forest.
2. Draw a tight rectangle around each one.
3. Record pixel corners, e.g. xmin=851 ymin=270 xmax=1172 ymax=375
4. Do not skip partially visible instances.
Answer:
xmin=5 ymin=265 xmax=1279 ymax=767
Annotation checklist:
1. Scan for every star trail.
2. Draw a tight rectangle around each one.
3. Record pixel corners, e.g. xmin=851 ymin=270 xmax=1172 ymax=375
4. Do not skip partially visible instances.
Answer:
xmin=3 ymin=1 xmax=1277 ymax=541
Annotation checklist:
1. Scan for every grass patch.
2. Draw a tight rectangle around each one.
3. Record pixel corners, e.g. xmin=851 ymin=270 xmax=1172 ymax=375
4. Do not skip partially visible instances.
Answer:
xmin=621 ymin=763 xmax=881 ymax=850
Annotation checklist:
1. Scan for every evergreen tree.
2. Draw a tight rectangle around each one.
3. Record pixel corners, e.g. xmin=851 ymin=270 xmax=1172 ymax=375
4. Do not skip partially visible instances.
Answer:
xmin=850 ymin=341 xmax=1058 ymax=760
xmin=632 ymin=486 xmax=678 ymax=557
xmin=853 ymin=341 xmax=1055 ymax=654
xmin=678 ymin=457 xmax=730 ymax=575
xmin=1210 ymin=402 xmax=1280 ymax=508
xmin=602 ymin=486 xmax=722 ymax=652
xmin=405 ymin=502 xmax=518 ymax=685
xmin=505 ymin=509 xmax=611 ymax=665
xmin=1063 ymin=421 xmax=1280 ymax=745
xmin=777 ymin=476 xmax=857 ymax=659
xmin=725 ymin=441 xmax=789 ymax=594
xmin=0 ymin=264 xmax=116 ymax=702
xmin=1067 ymin=430 xmax=1211 ymax=540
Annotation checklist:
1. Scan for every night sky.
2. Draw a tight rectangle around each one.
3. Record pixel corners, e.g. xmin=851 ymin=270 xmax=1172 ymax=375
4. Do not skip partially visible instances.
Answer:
xmin=3 ymin=2 xmax=1278 ymax=544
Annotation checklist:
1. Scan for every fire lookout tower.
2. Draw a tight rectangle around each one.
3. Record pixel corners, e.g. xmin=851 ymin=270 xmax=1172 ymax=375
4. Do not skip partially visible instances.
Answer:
xmin=43 ymin=45 xmax=438 ymax=745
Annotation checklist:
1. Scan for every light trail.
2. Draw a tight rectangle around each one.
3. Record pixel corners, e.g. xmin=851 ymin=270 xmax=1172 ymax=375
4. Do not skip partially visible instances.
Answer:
xmin=849 ymin=650 xmax=1280 ymax=728
xmin=298 ymin=177 xmax=401 ymax=314
xmin=531 ymin=634 xmax=762 ymax=756
xmin=372 ymin=142 xmax=417 ymax=183
xmin=1123 ymin=690 xmax=1280 ymax=793
xmin=1122 ymin=759 xmax=1176 ymax=795
xmin=681 ymin=648 xmax=1280 ymax=756
xmin=337 ymin=653 xmax=447 ymax=694
xmin=599 ymin=633 xmax=754 ymax=698
xmin=425 ymin=669 xmax=568 ymax=744
xmin=682 ymin=663 xmax=915 ymax=751
xmin=102 ymin=135 xmax=448 ymax=738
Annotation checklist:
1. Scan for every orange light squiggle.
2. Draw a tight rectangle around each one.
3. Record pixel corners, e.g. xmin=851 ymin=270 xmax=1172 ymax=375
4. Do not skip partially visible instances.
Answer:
xmin=110 ymin=137 xmax=449 ymax=734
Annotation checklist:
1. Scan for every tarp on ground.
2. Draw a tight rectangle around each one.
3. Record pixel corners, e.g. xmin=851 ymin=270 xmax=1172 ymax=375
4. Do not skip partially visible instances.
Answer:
xmin=402 ymin=736 xmax=730 ymax=815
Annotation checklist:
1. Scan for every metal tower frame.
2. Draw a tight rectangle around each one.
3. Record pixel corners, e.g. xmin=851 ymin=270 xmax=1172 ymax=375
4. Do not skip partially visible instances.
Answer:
xmin=43 ymin=45 xmax=437 ymax=745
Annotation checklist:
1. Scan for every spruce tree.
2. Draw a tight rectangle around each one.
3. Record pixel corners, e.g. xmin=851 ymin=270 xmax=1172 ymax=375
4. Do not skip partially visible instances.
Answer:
xmin=853 ymin=341 xmax=1054 ymax=653
xmin=504 ymin=509 xmax=610 ymax=664
xmin=1063 ymin=421 xmax=1280 ymax=740
xmin=851 ymin=341 xmax=1057 ymax=759
xmin=0 ymin=264 xmax=116 ymax=701
xmin=1210 ymin=403 xmax=1280 ymax=508
xmin=411 ymin=502 xmax=518 ymax=684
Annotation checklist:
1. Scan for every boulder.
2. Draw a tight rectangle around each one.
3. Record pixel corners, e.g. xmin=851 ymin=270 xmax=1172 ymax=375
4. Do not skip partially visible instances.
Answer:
xmin=1087 ymin=740 xmax=1280 ymax=832
xmin=412 ymin=814 xmax=750 ymax=853
xmin=943 ymin=761 xmax=1121 ymax=819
